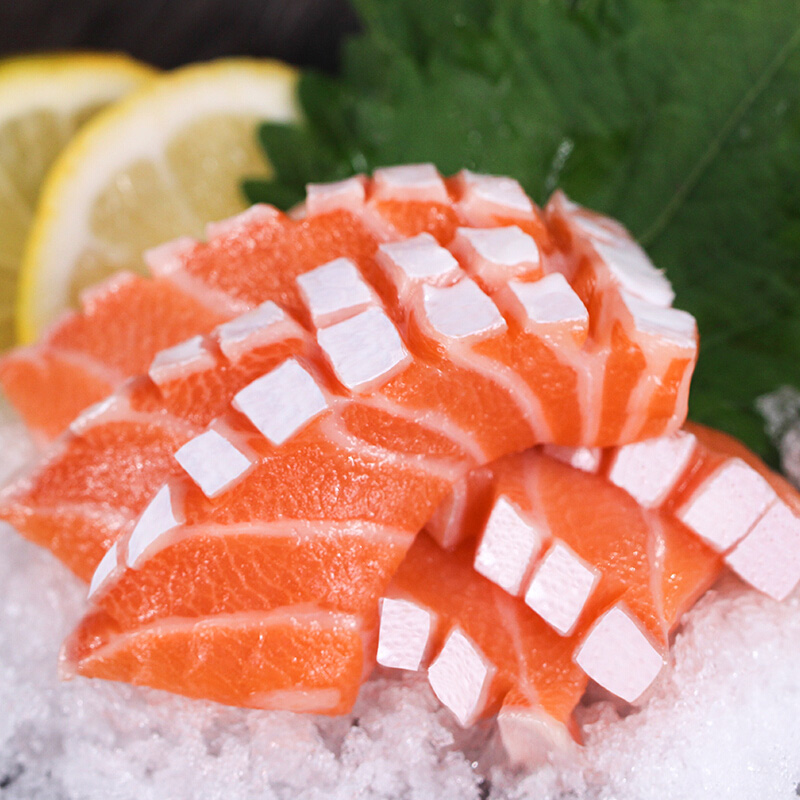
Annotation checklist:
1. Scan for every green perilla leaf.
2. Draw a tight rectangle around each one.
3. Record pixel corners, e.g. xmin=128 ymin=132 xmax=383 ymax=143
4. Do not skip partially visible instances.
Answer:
xmin=245 ymin=0 xmax=800 ymax=459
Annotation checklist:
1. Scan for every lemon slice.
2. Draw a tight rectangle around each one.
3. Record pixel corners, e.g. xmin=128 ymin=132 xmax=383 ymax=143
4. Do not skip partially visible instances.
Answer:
xmin=18 ymin=58 xmax=300 ymax=344
xmin=0 ymin=52 xmax=155 ymax=347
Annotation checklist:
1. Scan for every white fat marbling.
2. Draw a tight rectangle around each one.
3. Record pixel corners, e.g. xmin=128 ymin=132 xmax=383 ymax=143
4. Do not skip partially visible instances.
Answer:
xmin=608 ymin=432 xmax=697 ymax=508
xmin=725 ymin=502 xmax=800 ymax=601
xmin=458 ymin=170 xmax=533 ymax=215
xmin=87 ymin=542 xmax=119 ymax=599
xmin=575 ymin=604 xmax=664 ymax=703
xmin=232 ymin=358 xmax=328 ymax=446
xmin=174 ymin=428 xmax=253 ymax=499
xmin=205 ymin=205 xmax=280 ymax=240
xmin=457 ymin=225 xmax=539 ymax=270
xmin=215 ymin=301 xmax=291 ymax=361
xmin=541 ymin=445 xmax=602 ymax=474
xmin=68 ymin=395 xmax=121 ymax=435
xmin=592 ymin=237 xmax=675 ymax=308
xmin=677 ymin=458 xmax=777 ymax=552
xmin=422 ymin=278 xmax=506 ymax=341
xmin=372 ymin=164 xmax=448 ymax=203
xmin=297 ymin=258 xmax=375 ymax=327
xmin=306 ymin=176 xmax=366 ymax=214
xmin=378 ymin=233 xmax=461 ymax=287
xmin=148 ymin=335 xmax=216 ymax=386
xmin=569 ymin=211 xmax=628 ymax=244
xmin=126 ymin=484 xmax=183 ymax=569
xmin=524 ymin=540 xmax=599 ymax=636
xmin=316 ymin=307 xmax=410 ymax=392
xmin=376 ymin=597 xmax=435 ymax=671
xmin=143 ymin=236 xmax=195 ymax=277
xmin=619 ymin=291 xmax=696 ymax=349
xmin=474 ymin=496 xmax=545 ymax=596
xmin=428 ymin=628 xmax=496 ymax=727
xmin=506 ymin=274 xmax=589 ymax=329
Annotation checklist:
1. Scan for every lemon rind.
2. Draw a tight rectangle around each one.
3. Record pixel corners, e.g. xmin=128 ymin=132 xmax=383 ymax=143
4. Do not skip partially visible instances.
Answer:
xmin=17 ymin=58 xmax=299 ymax=344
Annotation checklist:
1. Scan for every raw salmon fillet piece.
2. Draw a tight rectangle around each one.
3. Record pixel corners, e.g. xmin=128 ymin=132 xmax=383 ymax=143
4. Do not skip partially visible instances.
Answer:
xmin=1 ymin=166 xmax=695 ymax=448
xmin=425 ymin=423 xmax=800 ymax=703
xmin=378 ymin=533 xmax=589 ymax=764
xmin=52 ymin=171 xmax=701 ymax=714
xmin=0 ymin=306 xmax=312 ymax=577
xmin=1 ymin=167 xmax=697 ymax=588
xmin=375 ymin=454 xmax=722 ymax=763
xmin=0 ymin=274 xmax=231 ymax=445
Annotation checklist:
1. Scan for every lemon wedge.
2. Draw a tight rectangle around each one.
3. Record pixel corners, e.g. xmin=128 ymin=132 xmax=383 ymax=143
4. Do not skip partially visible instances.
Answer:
xmin=18 ymin=58 xmax=299 ymax=344
xmin=0 ymin=52 xmax=155 ymax=347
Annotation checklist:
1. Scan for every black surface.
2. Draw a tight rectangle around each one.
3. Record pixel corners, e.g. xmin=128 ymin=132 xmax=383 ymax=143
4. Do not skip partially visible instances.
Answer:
xmin=0 ymin=0 xmax=359 ymax=71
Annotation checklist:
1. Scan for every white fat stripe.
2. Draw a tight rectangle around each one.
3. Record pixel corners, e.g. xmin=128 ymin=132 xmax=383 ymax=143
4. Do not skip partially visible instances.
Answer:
xmin=524 ymin=541 xmax=599 ymax=636
xmin=507 ymin=274 xmax=589 ymax=327
xmin=428 ymin=628 xmax=496 ymax=727
xmin=306 ymin=176 xmax=365 ymax=214
xmin=215 ymin=301 xmax=289 ymax=360
xmin=373 ymin=163 xmax=448 ymax=202
xmin=498 ymin=703 xmax=576 ymax=767
xmin=126 ymin=484 xmax=183 ymax=568
xmin=143 ymin=236 xmax=195 ymax=277
xmin=725 ymin=502 xmax=800 ymax=602
xmin=569 ymin=211 xmax=628 ymax=244
xmin=161 ymin=518 xmax=413 ymax=548
xmin=459 ymin=170 xmax=533 ymax=214
xmin=457 ymin=226 xmax=540 ymax=267
xmin=474 ymin=496 xmax=544 ymax=596
xmin=78 ymin=272 xmax=138 ymax=311
xmin=592 ymin=237 xmax=675 ymax=308
xmin=319 ymin=413 xmax=464 ymax=485
xmin=426 ymin=482 xmax=469 ymax=550
xmin=575 ymin=605 xmax=664 ymax=703
xmin=175 ymin=429 xmax=253 ymax=499
xmin=297 ymin=258 xmax=374 ymax=325
xmin=542 ymin=445 xmax=601 ymax=474
xmin=357 ymin=393 xmax=488 ymax=465
xmin=423 ymin=279 xmax=506 ymax=341
xmin=445 ymin=345 xmax=552 ymax=442
xmin=205 ymin=204 xmax=280 ymax=240
xmin=620 ymin=291 xmax=696 ymax=348
xmin=68 ymin=395 xmax=121 ymax=435
xmin=88 ymin=542 xmax=119 ymax=599
xmin=378 ymin=233 xmax=461 ymax=284
xmin=377 ymin=597 xmax=435 ymax=671
xmin=158 ymin=266 xmax=253 ymax=318
xmin=608 ymin=432 xmax=697 ymax=508
xmin=677 ymin=458 xmax=777 ymax=552
xmin=233 ymin=358 xmax=328 ymax=446
xmin=317 ymin=307 xmax=410 ymax=392
xmin=149 ymin=335 xmax=215 ymax=385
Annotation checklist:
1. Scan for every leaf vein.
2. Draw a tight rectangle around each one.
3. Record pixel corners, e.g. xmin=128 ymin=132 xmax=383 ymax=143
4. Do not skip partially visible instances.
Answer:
xmin=640 ymin=21 xmax=800 ymax=247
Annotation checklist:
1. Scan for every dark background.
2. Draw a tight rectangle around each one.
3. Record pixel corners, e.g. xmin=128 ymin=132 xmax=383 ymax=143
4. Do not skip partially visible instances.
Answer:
xmin=0 ymin=0 xmax=359 ymax=71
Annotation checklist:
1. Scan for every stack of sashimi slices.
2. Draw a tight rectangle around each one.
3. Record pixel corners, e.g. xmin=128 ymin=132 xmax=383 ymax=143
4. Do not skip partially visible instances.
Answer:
xmin=2 ymin=164 xmax=799 ymax=766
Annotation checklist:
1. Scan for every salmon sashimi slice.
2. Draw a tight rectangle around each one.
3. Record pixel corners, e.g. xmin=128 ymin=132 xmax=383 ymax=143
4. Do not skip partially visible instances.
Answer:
xmin=375 ymin=462 xmax=720 ymax=743
xmin=55 ymin=174 xmax=699 ymax=713
xmin=0 ymin=305 xmax=312 ymax=579
xmin=605 ymin=422 xmax=800 ymax=604
xmin=427 ymin=424 xmax=800 ymax=701
xmin=0 ymin=274 xmax=231 ymax=444
xmin=377 ymin=533 xmax=588 ymax=765
xmin=2 ymin=167 xmax=697 ymax=588
xmin=374 ymin=463 xmax=748 ymax=761
xmin=2 ymin=166 xmax=696 ymax=450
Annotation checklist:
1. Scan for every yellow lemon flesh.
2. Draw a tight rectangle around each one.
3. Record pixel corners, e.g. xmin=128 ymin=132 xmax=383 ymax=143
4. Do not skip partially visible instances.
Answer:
xmin=0 ymin=52 xmax=155 ymax=347
xmin=18 ymin=58 xmax=299 ymax=344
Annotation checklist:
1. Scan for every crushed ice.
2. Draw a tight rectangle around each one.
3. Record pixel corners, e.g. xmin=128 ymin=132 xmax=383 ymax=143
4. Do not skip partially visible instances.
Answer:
xmin=2 ymin=416 xmax=800 ymax=799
